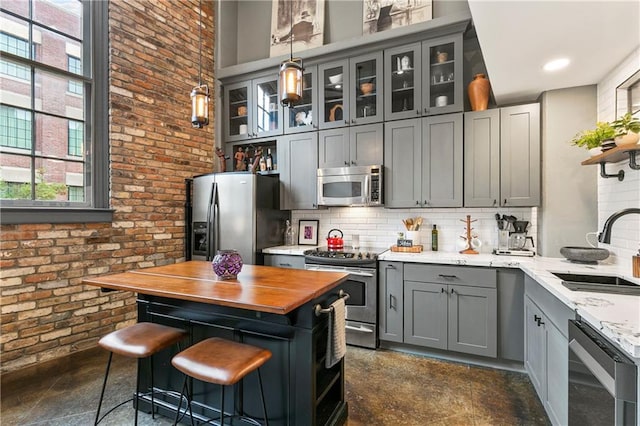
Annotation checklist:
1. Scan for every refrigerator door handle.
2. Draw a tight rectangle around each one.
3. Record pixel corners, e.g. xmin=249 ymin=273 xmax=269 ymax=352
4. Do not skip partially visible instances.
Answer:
xmin=212 ymin=182 xmax=220 ymax=259
xmin=205 ymin=182 xmax=217 ymax=260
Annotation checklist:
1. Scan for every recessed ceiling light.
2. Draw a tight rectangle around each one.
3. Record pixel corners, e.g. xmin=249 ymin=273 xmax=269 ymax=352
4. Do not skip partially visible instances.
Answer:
xmin=543 ymin=58 xmax=570 ymax=72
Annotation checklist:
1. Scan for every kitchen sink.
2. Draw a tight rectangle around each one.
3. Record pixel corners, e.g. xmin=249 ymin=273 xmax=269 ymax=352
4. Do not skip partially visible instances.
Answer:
xmin=551 ymin=272 xmax=640 ymax=295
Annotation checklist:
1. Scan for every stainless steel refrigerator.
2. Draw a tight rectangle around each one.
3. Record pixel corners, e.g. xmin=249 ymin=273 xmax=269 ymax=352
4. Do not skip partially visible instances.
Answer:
xmin=186 ymin=172 xmax=289 ymax=264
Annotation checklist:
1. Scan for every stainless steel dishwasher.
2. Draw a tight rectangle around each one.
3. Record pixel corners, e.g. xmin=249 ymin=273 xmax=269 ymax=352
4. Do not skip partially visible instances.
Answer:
xmin=568 ymin=319 xmax=637 ymax=425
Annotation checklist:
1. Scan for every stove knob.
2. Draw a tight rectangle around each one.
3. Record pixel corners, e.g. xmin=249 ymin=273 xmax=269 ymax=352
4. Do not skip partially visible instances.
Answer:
xmin=357 ymin=252 xmax=363 ymax=259
xmin=365 ymin=252 xmax=371 ymax=259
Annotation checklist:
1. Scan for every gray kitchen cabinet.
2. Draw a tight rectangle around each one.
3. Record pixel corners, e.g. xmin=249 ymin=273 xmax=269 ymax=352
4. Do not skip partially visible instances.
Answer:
xmin=464 ymin=109 xmax=500 ymax=207
xmin=524 ymin=275 xmax=573 ymax=426
xmin=224 ymin=76 xmax=283 ymax=142
xmin=497 ymin=268 xmax=524 ymax=362
xmin=402 ymin=264 xmax=497 ymax=358
xmin=500 ymin=104 xmax=541 ymax=206
xmin=277 ymin=132 xmax=319 ymax=210
xmin=384 ymin=33 xmax=463 ymax=121
xmin=384 ymin=114 xmax=463 ymax=208
xmin=318 ymin=52 xmax=383 ymax=130
xmin=318 ymin=123 xmax=383 ymax=168
xmin=378 ymin=261 xmax=404 ymax=343
xmin=464 ymin=104 xmax=540 ymax=207
xmin=263 ymin=254 xmax=305 ymax=269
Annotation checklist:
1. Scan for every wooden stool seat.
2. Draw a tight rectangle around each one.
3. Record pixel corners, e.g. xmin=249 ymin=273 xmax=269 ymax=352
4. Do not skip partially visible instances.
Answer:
xmin=172 ymin=337 xmax=272 ymax=385
xmin=98 ymin=322 xmax=187 ymax=358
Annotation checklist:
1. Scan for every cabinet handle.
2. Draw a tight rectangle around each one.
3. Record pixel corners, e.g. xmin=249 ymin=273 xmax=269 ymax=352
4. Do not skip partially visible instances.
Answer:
xmin=352 ymin=119 xmax=356 ymax=124
xmin=534 ymin=315 xmax=541 ymax=323
xmin=441 ymin=287 xmax=445 ymax=293
xmin=424 ymin=200 xmax=429 ymax=206
xmin=351 ymin=161 xmax=356 ymax=165
xmin=424 ymin=108 xmax=428 ymax=114
xmin=416 ymin=200 xmax=420 ymax=205
xmin=492 ymin=199 xmax=497 ymax=206
xmin=344 ymin=161 xmax=349 ymax=166
xmin=345 ymin=120 xmax=349 ymax=125
xmin=279 ymin=263 xmax=292 ymax=267
xmin=450 ymin=288 xmax=456 ymax=295
xmin=503 ymin=199 xmax=507 ymax=205
xmin=537 ymin=318 xmax=545 ymax=326
xmin=438 ymin=274 xmax=457 ymax=279
xmin=389 ymin=294 xmax=396 ymax=310
xmin=385 ymin=264 xmax=396 ymax=269
xmin=416 ymin=110 xmax=420 ymax=115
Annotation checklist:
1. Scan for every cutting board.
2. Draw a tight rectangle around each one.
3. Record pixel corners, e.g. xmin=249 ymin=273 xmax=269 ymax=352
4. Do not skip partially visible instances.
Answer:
xmin=390 ymin=245 xmax=423 ymax=253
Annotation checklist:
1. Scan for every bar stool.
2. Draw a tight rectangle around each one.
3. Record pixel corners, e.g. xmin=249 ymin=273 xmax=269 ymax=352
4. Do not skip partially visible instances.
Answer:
xmin=171 ymin=337 xmax=272 ymax=426
xmin=95 ymin=322 xmax=188 ymax=425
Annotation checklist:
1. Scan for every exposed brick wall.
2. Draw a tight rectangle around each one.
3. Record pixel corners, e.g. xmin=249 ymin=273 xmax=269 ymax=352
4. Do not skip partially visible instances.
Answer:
xmin=1 ymin=0 xmax=216 ymax=374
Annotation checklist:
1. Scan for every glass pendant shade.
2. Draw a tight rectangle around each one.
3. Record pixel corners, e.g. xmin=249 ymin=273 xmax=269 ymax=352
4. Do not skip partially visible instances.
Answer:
xmin=279 ymin=58 xmax=303 ymax=107
xmin=191 ymin=84 xmax=209 ymax=128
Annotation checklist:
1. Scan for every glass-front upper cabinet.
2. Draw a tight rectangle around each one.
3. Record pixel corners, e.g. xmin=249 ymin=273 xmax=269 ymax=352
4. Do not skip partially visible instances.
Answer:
xmin=349 ymin=52 xmax=383 ymax=126
xmin=252 ymin=75 xmax=282 ymax=138
xmin=224 ymin=76 xmax=283 ymax=142
xmin=285 ymin=65 xmax=318 ymax=134
xmin=318 ymin=60 xmax=349 ymax=130
xmin=225 ymin=81 xmax=252 ymax=142
xmin=384 ymin=43 xmax=422 ymax=121
xmin=422 ymin=33 xmax=463 ymax=115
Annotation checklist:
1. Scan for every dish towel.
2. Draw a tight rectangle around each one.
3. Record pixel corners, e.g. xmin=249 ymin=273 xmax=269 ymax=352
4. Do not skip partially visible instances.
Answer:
xmin=325 ymin=297 xmax=347 ymax=368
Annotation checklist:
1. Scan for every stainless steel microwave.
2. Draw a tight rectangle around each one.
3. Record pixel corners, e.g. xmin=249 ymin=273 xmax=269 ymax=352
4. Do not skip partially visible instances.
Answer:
xmin=317 ymin=165 xmax=383 ymax=207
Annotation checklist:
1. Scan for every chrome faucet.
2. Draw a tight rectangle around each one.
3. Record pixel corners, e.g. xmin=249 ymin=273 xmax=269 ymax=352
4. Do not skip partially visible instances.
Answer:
xmin=598 ymin=208 xmax=640 ymax=244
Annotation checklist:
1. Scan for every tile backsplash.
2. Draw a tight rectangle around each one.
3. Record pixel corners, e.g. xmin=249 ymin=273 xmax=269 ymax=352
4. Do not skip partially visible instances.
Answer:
xmin=292 ymin=207 xmax=535 ymax=253
xmin=597 ymin=47 xmax=640 ymax=267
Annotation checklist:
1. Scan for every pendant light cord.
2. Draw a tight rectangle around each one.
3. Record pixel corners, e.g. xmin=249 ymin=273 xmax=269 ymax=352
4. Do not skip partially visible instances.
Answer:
xmin=289 ymin=0 xmax=293 ymax=60
xmin=198 ymin=0 xmax=202 ymax=86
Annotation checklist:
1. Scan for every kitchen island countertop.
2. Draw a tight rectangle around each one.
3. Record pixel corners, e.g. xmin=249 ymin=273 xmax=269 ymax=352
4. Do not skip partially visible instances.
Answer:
xmin=379 ymin=250 xmax=640 ymax=360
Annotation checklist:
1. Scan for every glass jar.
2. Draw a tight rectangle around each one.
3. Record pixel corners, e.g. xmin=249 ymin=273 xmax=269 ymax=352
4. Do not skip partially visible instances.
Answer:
xmin=212 ymin=249 xmax=243 ymax=280
xmin=284 ymin=220 xmax=296 ymax=246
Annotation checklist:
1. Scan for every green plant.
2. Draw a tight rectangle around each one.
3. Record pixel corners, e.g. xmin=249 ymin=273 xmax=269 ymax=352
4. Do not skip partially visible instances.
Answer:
xmin=571 ymin=121 xmax=616 ymax=150
xmin=611 ymin=112 xmax=640 ymax=136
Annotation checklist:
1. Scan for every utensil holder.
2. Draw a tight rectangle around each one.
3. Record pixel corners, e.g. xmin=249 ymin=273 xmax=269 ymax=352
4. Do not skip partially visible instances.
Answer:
xmin=405 ymin=231 xmax=420 ymax=245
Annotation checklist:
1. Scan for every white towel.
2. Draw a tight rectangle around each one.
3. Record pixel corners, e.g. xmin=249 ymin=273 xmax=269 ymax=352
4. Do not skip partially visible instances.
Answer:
xmin=325 ymin=297 xmax=347 ymax=368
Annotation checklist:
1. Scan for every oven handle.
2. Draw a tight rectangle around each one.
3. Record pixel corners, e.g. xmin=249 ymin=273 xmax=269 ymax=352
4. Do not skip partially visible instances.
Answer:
xmin=305 ymin=266 xmax=374 ymax=277
xmin=345 ymin=325 xmax=374 ymax=333
xmin=569 ymin=337 xmax=615 ymax=397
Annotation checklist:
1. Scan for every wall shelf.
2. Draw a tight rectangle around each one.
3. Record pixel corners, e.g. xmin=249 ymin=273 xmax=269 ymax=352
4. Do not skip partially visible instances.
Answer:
xmin=581 ymin=145 xmax=640 ymax=181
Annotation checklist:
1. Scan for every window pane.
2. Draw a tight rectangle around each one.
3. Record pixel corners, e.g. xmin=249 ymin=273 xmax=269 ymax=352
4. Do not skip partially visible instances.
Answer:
xmin=67 ymin=185 xmax=83 ymax=202
xmin=34 ymin=157 xmax=77 ymax=201
xmin=34 ymin=24 xmax=82 ymax=72
xmin=34 ymin=113 xmax=84 ymax=159
xmin=0 ymin=26 xmax=30 ymax=59
xmin=0 ymin=153 xmax=32 ymax=200
xmin=35 ymin=69 xmax=84 ymax=119
xmin=1 ymin=57 xmax=31 ymax=81
xmin=34 ymin=0 xmax=83 ymax=40
xmin=67 ymin=55 xmax=83 ymax=95
xmin=0 ymin=105 xmax=32 ymax=149
xmin=1 ymin=1 xmax=29 ymax=18
xmin=0 ymin=58 xmax=32 ymax=109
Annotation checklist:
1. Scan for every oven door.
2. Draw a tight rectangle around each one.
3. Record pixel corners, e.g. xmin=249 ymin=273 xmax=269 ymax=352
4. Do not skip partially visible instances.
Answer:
xmin=317 ymin=173 xmax=370 ymax=206
xmin=568 ymin=320 xmax=637 ymax=426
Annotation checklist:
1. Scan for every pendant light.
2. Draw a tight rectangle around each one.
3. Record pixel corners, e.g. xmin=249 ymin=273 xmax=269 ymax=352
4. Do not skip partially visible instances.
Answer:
xmin=191 ymin=0 xmax=209 ymax=128
xmin=279 ymin=0 xmax=303 ymax=107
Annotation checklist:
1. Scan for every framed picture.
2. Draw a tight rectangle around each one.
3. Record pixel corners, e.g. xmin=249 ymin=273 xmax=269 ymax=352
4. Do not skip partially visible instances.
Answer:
xmin=363 ymin=0 xmax=432 ymax=35
xmin=298 ymin=220 xmax=319 ymax=245
xmin=270 ymin=0 xmax=325 ymax=58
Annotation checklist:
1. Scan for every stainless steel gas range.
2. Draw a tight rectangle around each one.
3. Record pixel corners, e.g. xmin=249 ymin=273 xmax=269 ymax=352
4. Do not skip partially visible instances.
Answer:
xmin=304 ymin=247 xmax=384 ymax=349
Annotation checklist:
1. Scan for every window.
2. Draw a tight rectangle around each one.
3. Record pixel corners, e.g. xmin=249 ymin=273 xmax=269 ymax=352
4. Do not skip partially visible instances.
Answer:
xmin=68 ymin=120 xmax=82 ymax=157
xmin=67 ymin=55 xmax=82 ymax=95
xmin=0 ymin=1 xmax=110 ymax=224
xmin=0 ymin=105 xmax=32 ymax=149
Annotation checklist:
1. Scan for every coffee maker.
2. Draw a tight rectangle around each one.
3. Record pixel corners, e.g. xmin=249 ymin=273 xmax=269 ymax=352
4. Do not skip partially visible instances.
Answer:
xmin=495 ymin=219 xmax=535 ymax=256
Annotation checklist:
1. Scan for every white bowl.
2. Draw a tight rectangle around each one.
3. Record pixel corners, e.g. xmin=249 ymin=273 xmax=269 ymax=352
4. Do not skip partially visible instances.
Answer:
xmin=329 ymin=74 xmax=343 ymax=85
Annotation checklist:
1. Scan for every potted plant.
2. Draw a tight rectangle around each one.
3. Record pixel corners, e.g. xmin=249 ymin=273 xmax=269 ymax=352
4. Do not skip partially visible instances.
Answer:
xmin=571 ymin=121 xmax=616 ymax=156
xmin=611 ymin=112 xmax=640 ymax=146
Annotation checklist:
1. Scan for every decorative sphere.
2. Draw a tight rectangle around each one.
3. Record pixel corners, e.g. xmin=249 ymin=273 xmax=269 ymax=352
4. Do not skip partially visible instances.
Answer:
xmin=212 ymin=249 xmax=243 ymax=280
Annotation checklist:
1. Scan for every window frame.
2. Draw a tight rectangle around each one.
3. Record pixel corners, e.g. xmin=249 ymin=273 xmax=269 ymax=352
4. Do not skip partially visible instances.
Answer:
xmin=1 ymin=0 xmax=111 ymax=224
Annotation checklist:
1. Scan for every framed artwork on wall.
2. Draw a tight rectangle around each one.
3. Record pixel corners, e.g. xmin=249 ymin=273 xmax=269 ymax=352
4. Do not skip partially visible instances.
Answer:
xmin=270 ymin=0 xmax=325 ymax=58
xmin=363 ymin=0 xmax=432 ymax=35
xmin=298 ymin=219 xmax=319 ymax=245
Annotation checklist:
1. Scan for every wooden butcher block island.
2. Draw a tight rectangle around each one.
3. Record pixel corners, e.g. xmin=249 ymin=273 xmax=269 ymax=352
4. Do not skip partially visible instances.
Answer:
xmin=84 ymin=261 xmax=349 ymax=426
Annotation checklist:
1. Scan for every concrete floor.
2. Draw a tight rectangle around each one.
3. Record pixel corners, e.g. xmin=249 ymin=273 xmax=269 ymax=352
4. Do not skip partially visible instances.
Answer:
xmin=1 ymin=345 xmax=548 ymax=425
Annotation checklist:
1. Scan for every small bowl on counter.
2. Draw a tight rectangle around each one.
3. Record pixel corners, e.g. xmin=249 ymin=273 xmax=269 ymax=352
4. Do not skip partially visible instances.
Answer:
xmin=560 ymin=246 xmax=610 ymax=264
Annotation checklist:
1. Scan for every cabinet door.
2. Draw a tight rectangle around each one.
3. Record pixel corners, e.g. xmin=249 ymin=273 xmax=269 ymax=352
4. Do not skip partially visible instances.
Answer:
xmin=319 ymin=60 xmax=349 ymax=130
xmin=422 ymin=33 xmax=463 ymax=115
xmin=264 ymin=254 xmax=305 ymax=269
xmin=252 ymin=75 xmax=282 ymax=138
xmin=278 ymin=133 xmax=318 ymax=210
xmin=384 ymin=43 xmax=422 ymax=121
xmin=545 ymin=320 xmax=568 ymax=426
xmin=350 ymin=123 xmax=383 ymax=167
xmin=285 ymin=65 xmax=318 ymax=134
xmin=318 ymin=128 xmax=349 ymax=168
xmin=350 ymin=52 xmax=383 ymax=126
xmin=404 ymin=281 xmax=447 ymax=349
xmin=421 ymin=113 xmax=463 ymax=207
xmin=500 ymin=103 xmax=540 ymax=206
xmin=378 ymin=262 xmax=404 ymax=343
xmin=447 ymin=285 xmax=497 ymax=357
xmin=464 ymin=110 xmax=500 ymax=207
xmin=384 ymin=119 xmax=422 ymax=208
xmin=225 ymin=81 xmax=252 ymax=142
xmin=524 ymin=296 xmax=546 ymax=401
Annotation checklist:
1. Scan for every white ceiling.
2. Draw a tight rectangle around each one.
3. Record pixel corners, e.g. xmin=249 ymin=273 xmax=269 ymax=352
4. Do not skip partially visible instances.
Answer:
xmin=467 ymin=0 xmax=640 ymax=105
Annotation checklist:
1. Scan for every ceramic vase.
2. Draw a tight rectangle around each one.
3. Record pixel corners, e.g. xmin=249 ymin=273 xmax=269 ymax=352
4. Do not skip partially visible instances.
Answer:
xmin=468 ymin=73 xmax=490 ymax=111
xmin=212 ymin=249 xmax=243 ymax=280
xmin=614 ymin=132 xmax=640 ymax=146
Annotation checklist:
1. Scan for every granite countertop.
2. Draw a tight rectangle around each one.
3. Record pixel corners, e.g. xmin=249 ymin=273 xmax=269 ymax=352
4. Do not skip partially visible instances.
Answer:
xmin=379 ymin=250 xmax=640 ymax=360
